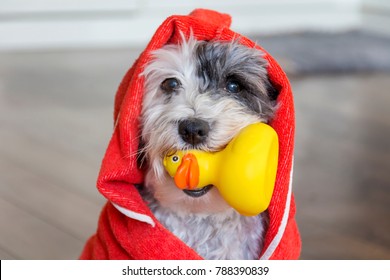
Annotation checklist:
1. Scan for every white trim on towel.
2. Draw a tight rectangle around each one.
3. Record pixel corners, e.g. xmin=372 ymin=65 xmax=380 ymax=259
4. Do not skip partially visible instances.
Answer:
xmin=112 ymin=203 xmax=156 ymax=227
xmin=260 ymin=164 xmax=294 ymax=260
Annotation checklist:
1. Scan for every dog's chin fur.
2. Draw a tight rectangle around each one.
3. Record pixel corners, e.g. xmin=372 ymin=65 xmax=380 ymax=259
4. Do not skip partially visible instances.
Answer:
xmin=145 ymin=170 xmax=232 ymax=214
xmin=139 ymin=35 xmax=276 ymax=259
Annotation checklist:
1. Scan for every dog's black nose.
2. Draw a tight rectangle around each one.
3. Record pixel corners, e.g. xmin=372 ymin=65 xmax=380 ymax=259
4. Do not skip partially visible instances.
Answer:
xmin=178 ymin=119 xmax=210 ymax=145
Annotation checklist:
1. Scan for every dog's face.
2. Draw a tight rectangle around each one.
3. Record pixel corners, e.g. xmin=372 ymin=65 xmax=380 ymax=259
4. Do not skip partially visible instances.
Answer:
xmin=140 ymin=36 xmax=277 ymax=214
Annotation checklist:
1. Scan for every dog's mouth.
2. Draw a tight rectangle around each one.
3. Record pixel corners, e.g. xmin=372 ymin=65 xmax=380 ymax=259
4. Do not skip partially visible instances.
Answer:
xmin=183 ymin=185 xmax=213 ymax=198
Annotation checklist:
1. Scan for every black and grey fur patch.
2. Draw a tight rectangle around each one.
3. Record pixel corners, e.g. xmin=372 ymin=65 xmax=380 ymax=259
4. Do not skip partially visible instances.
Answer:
xmin=195 ymin=41 xmax=278 ymax=119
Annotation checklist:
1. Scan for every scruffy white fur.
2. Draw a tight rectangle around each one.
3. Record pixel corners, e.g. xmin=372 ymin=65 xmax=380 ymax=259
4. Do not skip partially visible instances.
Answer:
xmin=139 ymin=35 xmax=276 ymax=259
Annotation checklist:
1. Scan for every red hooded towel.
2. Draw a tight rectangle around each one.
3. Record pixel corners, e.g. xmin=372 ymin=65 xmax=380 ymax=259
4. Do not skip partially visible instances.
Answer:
xmin=80 ymin=9 xmax=301 ymax=260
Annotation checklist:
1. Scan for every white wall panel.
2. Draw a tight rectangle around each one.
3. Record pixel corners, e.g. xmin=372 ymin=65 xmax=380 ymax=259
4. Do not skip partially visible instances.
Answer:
xmin=0 ymin=0 xmax=366 ymax=51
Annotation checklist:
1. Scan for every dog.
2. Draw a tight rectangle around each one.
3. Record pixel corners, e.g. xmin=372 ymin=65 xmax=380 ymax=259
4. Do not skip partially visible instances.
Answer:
xmin=138 ymin=35 xmax=278 ymax=260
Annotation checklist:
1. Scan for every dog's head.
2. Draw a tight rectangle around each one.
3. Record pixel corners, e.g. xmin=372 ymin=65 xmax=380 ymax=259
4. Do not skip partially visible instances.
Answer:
xmin=139 ymin=36 xmax=278 ymax=214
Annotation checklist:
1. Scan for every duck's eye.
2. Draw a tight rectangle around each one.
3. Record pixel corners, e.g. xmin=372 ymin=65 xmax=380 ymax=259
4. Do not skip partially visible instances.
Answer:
xmin=161 ymin=78 xmax=181 ymax=93
xmin=172 ymin=155 xmax=179 ymax=163
xmin=225 ymin=80 xmax=241 ymax=93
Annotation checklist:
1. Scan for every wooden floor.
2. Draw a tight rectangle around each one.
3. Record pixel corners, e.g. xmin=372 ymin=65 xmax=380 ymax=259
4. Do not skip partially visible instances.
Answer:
xmin=0 ymin=48 xmax=389 ymax=259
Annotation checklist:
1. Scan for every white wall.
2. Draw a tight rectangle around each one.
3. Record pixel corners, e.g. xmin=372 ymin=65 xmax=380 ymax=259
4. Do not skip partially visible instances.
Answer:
xmin=361 ymin=0 xmax=390 ymax=35
xmin=0 ymin=0 xmax=379 ymax=51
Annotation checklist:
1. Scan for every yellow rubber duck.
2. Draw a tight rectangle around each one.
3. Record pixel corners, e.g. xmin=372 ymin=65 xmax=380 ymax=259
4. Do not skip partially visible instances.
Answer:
xmin=163 ymin=122 xmax=279 ymax=216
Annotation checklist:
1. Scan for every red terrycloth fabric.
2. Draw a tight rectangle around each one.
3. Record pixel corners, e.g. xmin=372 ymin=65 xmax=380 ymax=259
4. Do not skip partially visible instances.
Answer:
xmin=80 ymin=9 xmax=301 ymax=260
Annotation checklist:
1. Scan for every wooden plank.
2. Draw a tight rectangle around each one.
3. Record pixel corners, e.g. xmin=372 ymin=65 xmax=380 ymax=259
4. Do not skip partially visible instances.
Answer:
xmin=1 ymin=106 xmax=112 ymax=172
xmin=299 ymin=223 xmax=390 ymax=260
xmin=292 ymin=74 xmax=390 ymax=259
xmin=0 ymin=128 xmax=104 ymax=203
xmin=0 ymin=50 xmax=134 ymax=260
xmin=0 ymin=155 xmax=104 ymax=241
xmin=0 ymin=197 xmax=84 ymax=259
xmin=0 ymin=245 xmax=16 ymax=260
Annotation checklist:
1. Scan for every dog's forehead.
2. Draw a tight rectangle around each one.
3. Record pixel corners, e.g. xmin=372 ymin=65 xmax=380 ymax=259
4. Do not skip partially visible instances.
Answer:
xmin=145 ymin=39 xmax=267 ymax=86
xmin=194 ymin=41 xmax=267 ymax=85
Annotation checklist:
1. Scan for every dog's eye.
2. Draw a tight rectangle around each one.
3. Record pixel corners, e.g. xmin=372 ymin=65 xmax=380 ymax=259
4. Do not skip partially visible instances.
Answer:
xmin=225 ymin=80 xmax=241 ymax=93
xmin=161 ymin=78 xmax=181 ymax=93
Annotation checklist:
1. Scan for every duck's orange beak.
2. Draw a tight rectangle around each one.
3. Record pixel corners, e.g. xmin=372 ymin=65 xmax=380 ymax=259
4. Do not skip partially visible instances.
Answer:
xmin=174 ymin=153 xmax=199 ymax=190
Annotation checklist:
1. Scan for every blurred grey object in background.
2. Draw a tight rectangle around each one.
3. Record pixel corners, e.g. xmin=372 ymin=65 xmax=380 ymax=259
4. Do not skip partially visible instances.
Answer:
xmin=254 ymin=30 xmax=390 ymax=74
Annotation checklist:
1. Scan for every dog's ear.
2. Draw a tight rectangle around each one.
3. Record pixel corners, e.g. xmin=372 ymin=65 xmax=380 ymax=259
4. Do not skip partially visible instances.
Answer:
xmin=266 ymin=77 xmax=279 ymax=101
xmin=137 ymin=138 xmax=147 ymax=170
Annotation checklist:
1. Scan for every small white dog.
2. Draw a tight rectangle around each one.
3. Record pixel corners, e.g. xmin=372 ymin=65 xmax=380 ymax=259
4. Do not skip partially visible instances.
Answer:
xmin=138 ymin=35 xmax=278 ymax=259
